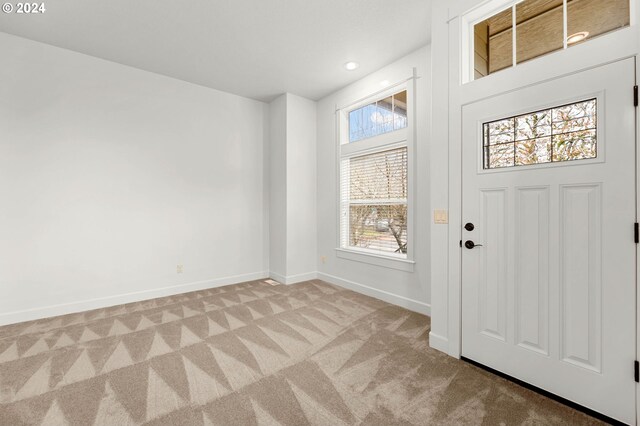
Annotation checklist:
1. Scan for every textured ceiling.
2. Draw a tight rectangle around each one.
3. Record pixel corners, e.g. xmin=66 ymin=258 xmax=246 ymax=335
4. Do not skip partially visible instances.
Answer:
xmin=0 ymin=0 xmax=431 ymax=101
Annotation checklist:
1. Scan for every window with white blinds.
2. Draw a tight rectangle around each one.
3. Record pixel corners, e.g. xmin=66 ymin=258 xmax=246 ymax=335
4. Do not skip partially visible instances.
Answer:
xmin=340 ymin=147 xmax=408 ymax=255
xmin=339 ymin=87 xmax=411 ymax=259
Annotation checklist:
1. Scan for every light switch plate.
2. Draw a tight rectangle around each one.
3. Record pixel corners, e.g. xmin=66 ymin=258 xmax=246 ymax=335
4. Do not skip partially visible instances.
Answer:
xmin=434 ymin=209 xmax=448 ymax=224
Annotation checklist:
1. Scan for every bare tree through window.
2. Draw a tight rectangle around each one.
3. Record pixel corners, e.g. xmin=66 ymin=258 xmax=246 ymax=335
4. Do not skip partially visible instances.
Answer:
xmin=484 ymin=98 xmax=596 ymax=169
xmin=344 ymin=148 xmax=408 ymax=254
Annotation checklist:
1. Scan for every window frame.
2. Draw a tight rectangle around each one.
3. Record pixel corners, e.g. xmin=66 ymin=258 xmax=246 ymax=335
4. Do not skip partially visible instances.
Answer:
xmin=461 ymin=0 xmax=633 ymax=83
xmin=482 ymin=97 xmax=598 ymax=170
xmin=475 ymin=91 xmax=605 ymax=174
xmin=336 ymin=79 xmax=416 ymax=270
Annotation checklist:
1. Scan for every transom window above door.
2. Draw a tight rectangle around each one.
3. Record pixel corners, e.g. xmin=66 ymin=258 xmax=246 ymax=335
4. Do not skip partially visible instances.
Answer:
xmin=484 ymin=98 xmax=596 ymax=169
xmin=470 ymin=0 xmax=630 ymax=81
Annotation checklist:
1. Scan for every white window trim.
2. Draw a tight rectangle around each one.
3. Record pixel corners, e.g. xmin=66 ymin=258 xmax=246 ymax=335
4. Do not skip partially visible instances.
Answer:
xmin=335 ymin=71 xmax=417 ymax=271
xmin=461 ymin=0 xmax=519 ymax=84
xmin=335 ymin=248 xmax=416 ymax=272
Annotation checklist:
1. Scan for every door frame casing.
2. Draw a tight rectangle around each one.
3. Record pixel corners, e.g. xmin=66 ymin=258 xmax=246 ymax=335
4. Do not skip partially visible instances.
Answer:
xmin=635 ymin=56 xmax=639 ymax=425
xmin=428 ymin=0 xmax=640 ymax=423
xmin=429 ymin=0 xmax=640 ymax=361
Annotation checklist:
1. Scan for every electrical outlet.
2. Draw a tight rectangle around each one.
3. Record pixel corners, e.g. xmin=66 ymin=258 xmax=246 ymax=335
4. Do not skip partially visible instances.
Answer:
xmin=320 ymin=255 xmax=327 ymax=264
xmin=177 ymin=264 xmax=184 ymax=274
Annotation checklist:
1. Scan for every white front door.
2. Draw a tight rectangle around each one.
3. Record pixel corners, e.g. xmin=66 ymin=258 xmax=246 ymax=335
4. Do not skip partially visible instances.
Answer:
xmin=461 ymin=58 xmax=636 ymax=424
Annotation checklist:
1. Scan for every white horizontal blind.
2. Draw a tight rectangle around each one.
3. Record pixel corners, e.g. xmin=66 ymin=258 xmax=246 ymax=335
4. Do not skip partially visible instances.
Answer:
xmin=340 ymin=147 xmax=408 ymax=256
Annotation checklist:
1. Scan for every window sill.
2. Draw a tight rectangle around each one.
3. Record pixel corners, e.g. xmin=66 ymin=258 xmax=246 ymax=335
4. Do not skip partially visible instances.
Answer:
xmin=335 ymin=248 xmax=415 ymax=272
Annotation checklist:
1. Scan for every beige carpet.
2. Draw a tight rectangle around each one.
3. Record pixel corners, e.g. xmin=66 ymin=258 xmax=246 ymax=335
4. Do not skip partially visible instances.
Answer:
xmin=0 ymin=279 xmax=602 ymax=425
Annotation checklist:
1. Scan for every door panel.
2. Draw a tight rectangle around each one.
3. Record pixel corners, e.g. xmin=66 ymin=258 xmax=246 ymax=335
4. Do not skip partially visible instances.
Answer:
xmin=478 ymin=188 xmax=508 ymax=341
xmin=560 ymin=183 xmax=601 ymax=372
xmin=514 ymin=186 xmax=549 ymax=355
xmin=462 ymin=58 xmax=636 ymax=424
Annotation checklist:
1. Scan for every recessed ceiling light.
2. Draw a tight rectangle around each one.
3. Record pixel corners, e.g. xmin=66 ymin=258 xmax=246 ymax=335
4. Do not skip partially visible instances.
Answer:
xmin=567 ymin=31 xmax=589 ymax=45
xmin=380 ymin=80 xmax=390 ymax=87
xmin=344 ymin=61 xmax=359 ymax=71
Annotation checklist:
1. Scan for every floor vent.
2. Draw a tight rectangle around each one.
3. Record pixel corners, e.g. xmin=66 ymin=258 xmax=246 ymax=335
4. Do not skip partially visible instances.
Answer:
xmin=264 ymin=279 xmax=281 ymax=286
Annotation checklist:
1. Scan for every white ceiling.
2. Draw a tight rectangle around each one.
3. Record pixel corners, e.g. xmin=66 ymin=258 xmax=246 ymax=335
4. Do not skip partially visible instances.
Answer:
xmin=0 ymin=0 xmax=431 ymax=102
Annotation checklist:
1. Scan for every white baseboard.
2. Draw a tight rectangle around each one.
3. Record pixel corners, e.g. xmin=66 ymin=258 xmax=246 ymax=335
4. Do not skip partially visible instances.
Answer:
xmin=268 ymin=271 xmax=318 ymax=285
xmin=284 ymin=271 xmax=318 ymax=285
xmin=0 ymin=271 xmax=269 ymax=326
xmin=317 ymin=272 xmax=431 ymax=316
xmin=1 ymin=269 xmax=431 ymax=326
xmin=428 ymin=332 xmax=449 ymax=354
xmin=268 ymin=271 xmax=286 ymax=284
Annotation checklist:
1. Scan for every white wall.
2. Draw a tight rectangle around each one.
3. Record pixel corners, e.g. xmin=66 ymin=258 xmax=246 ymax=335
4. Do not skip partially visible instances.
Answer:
xmin=428 ymin=0 xmax=454 ymax=355
xmin=268 ymin=95 xmax=287 ymax=279
xmin=268 ymin=93 xmax=317 ymax=283
xmin=0 ymin=31 xmax=426 ymax=326
xmin=316 ymin=46 xmax=431 ymax=314
xmin=0 ymin=33 xmax=270 ymax=325
xmin=285 ymin=94 xmax=317 ymax=279
xmin=429 ymin=0 xmax=640 ymax=356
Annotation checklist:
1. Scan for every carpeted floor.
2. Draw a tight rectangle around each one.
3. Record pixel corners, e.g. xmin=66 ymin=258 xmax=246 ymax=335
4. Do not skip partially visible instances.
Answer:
xmin=0 ymin=279 xmax=602 ymax=425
